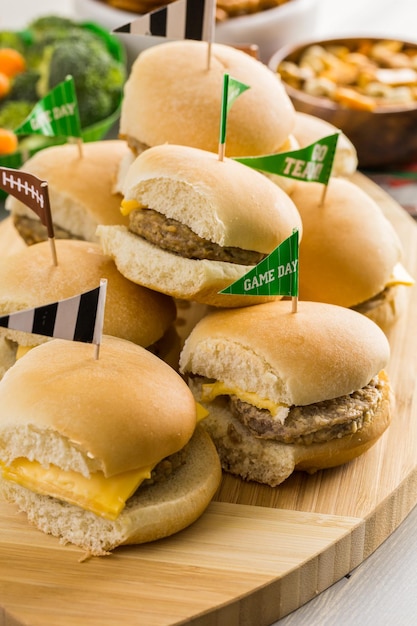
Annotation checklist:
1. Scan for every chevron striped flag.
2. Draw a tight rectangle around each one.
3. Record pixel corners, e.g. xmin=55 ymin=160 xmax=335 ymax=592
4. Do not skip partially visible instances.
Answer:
xmin=0 ymin=280 xmax=107 ymax=346
xmin=113 ymin=0 xmax=213 ymax=41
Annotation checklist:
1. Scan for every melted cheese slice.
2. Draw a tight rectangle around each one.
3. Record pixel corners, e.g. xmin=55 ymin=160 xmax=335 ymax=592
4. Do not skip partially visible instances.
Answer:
xmin=201 ymin=381 xmax=286 ymax=419
xmin=121 ymin=198 xmax=141 ymax=216
xmin=0 ymin=458 xmax=153 ymax=520
xmin=15 ymin=345 xmax=34 ymax=360
xmin=386 ymin=262 xmax=415 ymax=288
xmin=0 ymin=404 xmax=208 ymax=520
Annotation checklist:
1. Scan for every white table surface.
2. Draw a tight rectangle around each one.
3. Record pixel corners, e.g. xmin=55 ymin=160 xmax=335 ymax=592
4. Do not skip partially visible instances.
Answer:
xmin=1 ymin=2 xmax=417 ymax=625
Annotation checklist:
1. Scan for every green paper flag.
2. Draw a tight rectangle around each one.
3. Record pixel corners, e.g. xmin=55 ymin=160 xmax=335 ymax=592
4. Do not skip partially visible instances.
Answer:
xmin=220 ymin=229 xmax=299 ymax=297
xmin=14 ymin=76 xmax=82 ymax=139
xmin=219 ymin=73 xmax=250 ymax=146
xmin=234 ymin=133 xmax=340 ymax=185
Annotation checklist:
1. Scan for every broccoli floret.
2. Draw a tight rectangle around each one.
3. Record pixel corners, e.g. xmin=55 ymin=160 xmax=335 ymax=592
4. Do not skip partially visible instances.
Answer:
xmin=27 ymin=16 xmax=81 ymax=39
xmin=77 ymin=90 xmax=115 ymax=128
xmin=0 ymin=30 xmax=27 ymax=53
xmin=45 ymin=38 xmax=125 ymax=127
xmin=9 ymin=69 xmax=41 ymax=101
xmin=0 ymin=100 xmax=33 ymax=130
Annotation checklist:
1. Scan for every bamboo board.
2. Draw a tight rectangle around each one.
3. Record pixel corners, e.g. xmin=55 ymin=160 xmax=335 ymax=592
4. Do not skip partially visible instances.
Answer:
xmin=0 ymin=172 xmax=417 ymax=626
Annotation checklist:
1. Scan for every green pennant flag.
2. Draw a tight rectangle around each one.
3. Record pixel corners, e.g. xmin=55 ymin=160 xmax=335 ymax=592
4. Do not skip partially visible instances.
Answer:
xmin=234 ymin=133 xmax=340 ymax=185
xmin=14 ymin=76 xmax=82 ymax=139
xmin=219 ymin=73 xmax=250 ymax=146
xmin=220 ymin=229 xmax=299 ymax=297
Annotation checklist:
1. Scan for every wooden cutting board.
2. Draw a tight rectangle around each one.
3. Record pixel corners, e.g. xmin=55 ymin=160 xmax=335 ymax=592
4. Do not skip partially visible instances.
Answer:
xmin=1 ymin=173 xmax=417 ymax=626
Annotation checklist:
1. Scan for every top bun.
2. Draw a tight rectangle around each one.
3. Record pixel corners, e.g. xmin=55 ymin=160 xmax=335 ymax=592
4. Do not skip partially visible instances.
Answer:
xmin=0 ymin=239 xmax=176 ymax=350
xmin=119 ymin=40 xmax=295 ymax=157
xmin=6 ymin=140 xmax=131 ymax=243
xmin=0 ymin=335 xmax=197 ymax=477
xmin=121 ymin=143 xmax=302 ymax=253
xmin=291 ymin=177 xmax=404 ymax=308
xmin=179 ymin=299 xmax=390 ymax=407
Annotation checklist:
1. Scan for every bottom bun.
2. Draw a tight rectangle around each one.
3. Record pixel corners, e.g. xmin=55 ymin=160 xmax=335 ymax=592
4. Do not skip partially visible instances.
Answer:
xmin=195 ymin=372 xmax=392 ymax=487
xmin=353 ymin=285 xmax=409 ymax=335
xmin=0 ymin=426 xmax=222 ymax=556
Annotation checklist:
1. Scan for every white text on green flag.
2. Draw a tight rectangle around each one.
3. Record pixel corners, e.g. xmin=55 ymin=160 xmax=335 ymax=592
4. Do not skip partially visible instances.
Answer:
xmin=220 ymin=229 xmax=299 ymax=297
xmin=219 ymin=73 xmax=250 ymax=147
xmin=234 ymin=133 xmax=339 ymax=184
xmin=13 ymin=76 xmax=82 ymax=139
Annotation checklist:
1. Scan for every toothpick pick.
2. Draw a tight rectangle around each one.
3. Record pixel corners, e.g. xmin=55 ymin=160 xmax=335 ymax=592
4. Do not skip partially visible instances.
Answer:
xmin=319 ymin=182 xmax=328 ymax=206
xmin=48 ymin=237 xmax=58 ymax=267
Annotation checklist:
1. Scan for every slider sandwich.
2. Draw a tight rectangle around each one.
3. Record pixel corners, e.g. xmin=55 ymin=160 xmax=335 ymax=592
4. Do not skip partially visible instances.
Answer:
xmin=120 ymin=40 xmax=295 ymax=159
xmin=6 ymin=140 xmax=131 ymax=245
xmin=292 ymin=177 xmax=414 ymax=332
xmin=179 ymin=300 xmax=392 ymax=487
xmin=0 ymin=239 xmax=177 ymax=375
xmin=97 ymin=143 xmax=303 ymax=308
xmin=0 ymin=335 xmax=222 ymax=555
xmin=118 ymin=39 xmax=298 ymax=193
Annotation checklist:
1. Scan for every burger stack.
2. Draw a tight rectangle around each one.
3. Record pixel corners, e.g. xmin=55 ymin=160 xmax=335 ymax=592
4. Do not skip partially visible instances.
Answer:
xmin=0 ymin=38 xmax=414 ymax=555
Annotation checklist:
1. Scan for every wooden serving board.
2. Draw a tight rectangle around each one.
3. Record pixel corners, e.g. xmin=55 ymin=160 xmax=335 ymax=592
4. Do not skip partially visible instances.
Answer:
xmin=1 ymin=173 xmax=417 ymax=626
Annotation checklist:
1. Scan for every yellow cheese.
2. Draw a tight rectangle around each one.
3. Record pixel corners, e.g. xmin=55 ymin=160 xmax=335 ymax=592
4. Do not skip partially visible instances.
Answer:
xmin=120 ymin=198 xmax=141 ymax=216
xmin=0 ymin=402 xmax=206 ymax=520
xmin=196 ymin=402 xmax=209 ymax=422
xmin=201 ymin=381 xmax=284 ymax=417
xmin=0 ymin=458 xmax=153 ymax=520
xmin=15 ymin=345 xmax=34 ymax=360
xmin=386 ymin=262 xmax=415 ymax=288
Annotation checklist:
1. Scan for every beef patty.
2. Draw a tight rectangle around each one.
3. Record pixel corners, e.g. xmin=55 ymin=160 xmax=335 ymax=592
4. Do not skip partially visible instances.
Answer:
xmin=199 ymin=375 xmax=385 ymax=445
xmin=129 ymin=208 xmax=266 ymax=265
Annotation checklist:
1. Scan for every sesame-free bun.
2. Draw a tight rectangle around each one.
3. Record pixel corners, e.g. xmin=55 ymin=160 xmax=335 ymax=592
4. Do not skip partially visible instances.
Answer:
xmin=292 ymin=112 xmax=358 ymax=177
xmin=0 ymin=239 xmax=176 ymax=354
xmin=179 ymin=300 xmax=392 ymax=486
xmin=0 ymin=336 xmax=221 ymax=554
xmin=97 ymin=144 xmax=302 ymax=308
xmin=119 ymin=40 xmax=295 ymax=158
xmin=291 ymin=177 xmax=409 ymax=329
xmin=6 ymin=140 xmax=131 ymax=245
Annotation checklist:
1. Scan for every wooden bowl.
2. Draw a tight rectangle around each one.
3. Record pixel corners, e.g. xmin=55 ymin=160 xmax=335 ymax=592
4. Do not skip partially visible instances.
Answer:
xmin=268 ymin=36 xmax=417 ymax=168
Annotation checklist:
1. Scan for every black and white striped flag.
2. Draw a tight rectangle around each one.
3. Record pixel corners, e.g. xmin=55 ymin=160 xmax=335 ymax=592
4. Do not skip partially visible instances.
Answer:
xmin=0 ymin=280 xmax=107 ymax=346
xmin=113 ymin=0 xmax=213 ymax=42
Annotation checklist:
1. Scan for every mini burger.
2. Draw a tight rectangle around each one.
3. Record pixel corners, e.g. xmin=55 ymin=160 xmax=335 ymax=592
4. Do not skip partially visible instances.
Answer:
xmin=291 ymin=177 xmax=414 ymax=332
xmin=119 ymin=40 xmax=295 ymax=159
xmin=179 ymin=300 xmax=392 ymax=487
xmin=0 ymin=335 xmax=222 ymax=555
xmin=97 ymin=144 xmax=302 ymax=308
xmin=5 ymin=140 xmax=131 ymax=245
xmin=0 ymin=239 xmax=177 ymax=375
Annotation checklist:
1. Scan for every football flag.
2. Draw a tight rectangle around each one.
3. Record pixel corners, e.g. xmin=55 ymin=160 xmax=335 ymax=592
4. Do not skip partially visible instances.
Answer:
xmin=113 ymin=0 xmax=213 ymax=42
xmin=234 ymin=133 xmax=340 ymax=185
xmin=13 ymin=76 xmax=82 ymax=139
xmin=0 ymin=166 xmax=54 ymax=239
xmin=219 ymin=73 xmax=250 ymax=150
xmin=0 ymin=280 xmax=108 ymax=346
xmin=220 ymin=229 xmax=299 ymax=297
